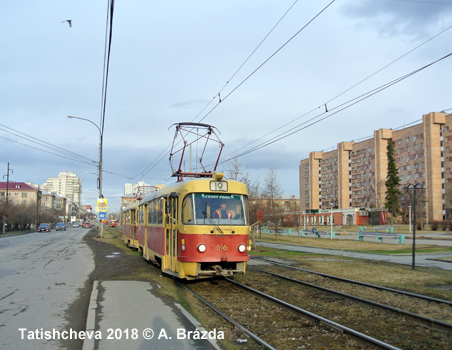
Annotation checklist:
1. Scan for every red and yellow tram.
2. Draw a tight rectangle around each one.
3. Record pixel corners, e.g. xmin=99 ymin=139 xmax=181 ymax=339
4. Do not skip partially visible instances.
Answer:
xmin=121 ymin=172 xmax=251 ymax=279
xmin=121 ymin=202 xmax=139 ymax=249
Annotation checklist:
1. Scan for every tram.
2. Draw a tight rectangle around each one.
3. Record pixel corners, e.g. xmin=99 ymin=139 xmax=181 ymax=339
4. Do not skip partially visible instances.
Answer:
xmin=121 ymin=202 xmax=139 ymax=249
xmin=122 ymin=172 xmax=251 ymax=279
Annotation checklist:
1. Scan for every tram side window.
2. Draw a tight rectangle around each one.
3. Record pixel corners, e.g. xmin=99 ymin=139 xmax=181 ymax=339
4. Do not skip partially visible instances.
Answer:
xmin=151 ymin=201 xmax=157 ymax=224
xmin=157 ymin=199 xmax=163 ymax=224
xmin=138 ymin=205 xmax=145 ymax=224
xmin=148 ymin=203 xmax=153 ymax=225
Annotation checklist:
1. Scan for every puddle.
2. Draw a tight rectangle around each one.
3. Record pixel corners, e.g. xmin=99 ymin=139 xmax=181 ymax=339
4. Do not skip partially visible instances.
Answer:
xmin=105 ymin=252 xmax=121 ymax=258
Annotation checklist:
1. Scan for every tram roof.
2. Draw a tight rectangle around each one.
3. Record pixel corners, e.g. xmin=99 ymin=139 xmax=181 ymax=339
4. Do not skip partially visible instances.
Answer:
xmin=139 ymin=176 xmax=248 ymax=205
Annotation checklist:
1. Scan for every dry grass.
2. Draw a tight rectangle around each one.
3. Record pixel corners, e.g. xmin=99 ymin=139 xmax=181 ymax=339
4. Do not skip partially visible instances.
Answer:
xmin=254 ymin=232 xmax=452 ymax=254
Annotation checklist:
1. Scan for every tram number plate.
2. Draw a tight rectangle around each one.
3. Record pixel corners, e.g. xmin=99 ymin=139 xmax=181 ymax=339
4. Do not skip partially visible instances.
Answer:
xmin=210 ymin=181 xmax=228 ymax=192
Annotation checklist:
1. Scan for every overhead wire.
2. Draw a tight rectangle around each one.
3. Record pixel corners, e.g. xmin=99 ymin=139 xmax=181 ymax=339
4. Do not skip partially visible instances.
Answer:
xmin=190 ymin=0 xmax=301 ymax=123
xmin=136 ymin=0 xmax=305 ymax=180
xmin=222 ymin=22 xmax=452 ymax=160
xmin=0 ymin=124 xmax=97 ymax=165
xmin=100 ymin=0 xmax=115 ymax=137
xmin=0 ymin=135 xmax=97 ymax=166
xmin=197 ymin=0 xmax=337 ymax=123
xmin=218 ymin=51 xmax=452 ymax=164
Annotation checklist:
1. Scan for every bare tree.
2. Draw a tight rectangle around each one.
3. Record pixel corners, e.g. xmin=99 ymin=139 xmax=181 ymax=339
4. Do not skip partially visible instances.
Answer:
xmin=262 ymin=166 xmax=284 ymax=241
xmin=226 ymin=158 xmax=261 ymax=244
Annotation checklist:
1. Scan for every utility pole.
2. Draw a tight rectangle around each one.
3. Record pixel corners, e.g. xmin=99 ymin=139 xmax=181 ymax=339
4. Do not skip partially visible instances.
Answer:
xmin=3 ymin=163 xmax=13 ymax=234
xmin=36 ymin=185 xmax=41 ymax=228
xmin=405 ymin=183 xmax=422 ymax=270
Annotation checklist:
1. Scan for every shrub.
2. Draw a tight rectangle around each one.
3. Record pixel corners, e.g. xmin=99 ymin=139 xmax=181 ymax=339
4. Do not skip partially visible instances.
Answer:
xmin=431 ymin=221 xmax=438 ymax=231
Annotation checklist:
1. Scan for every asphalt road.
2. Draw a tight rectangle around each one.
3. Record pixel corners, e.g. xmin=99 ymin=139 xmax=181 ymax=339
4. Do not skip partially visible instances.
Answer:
xmin=0 ymin=228 xmax=94 ymax=350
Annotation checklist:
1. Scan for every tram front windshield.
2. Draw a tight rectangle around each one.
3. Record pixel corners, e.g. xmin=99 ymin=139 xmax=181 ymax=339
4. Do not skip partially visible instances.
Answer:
xmin=182 ymin=193 xmax=248 ymax=226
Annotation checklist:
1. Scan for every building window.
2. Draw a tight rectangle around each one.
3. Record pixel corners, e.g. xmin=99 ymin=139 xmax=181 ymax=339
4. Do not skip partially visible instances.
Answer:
xmin=406 ymin=137 xmax=410 ymax=144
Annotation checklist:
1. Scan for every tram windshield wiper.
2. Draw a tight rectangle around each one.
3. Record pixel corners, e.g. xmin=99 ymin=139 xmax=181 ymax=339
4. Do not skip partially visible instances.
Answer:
xmin=202 ymin=211 xmax=224 ymax=234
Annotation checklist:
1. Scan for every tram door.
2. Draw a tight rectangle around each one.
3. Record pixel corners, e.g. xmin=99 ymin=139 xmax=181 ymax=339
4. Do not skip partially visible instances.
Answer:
xmin=131 ymin=208 xmax=137 ymax=241
xmin=165 ymin=194 xmax=178 ymax=272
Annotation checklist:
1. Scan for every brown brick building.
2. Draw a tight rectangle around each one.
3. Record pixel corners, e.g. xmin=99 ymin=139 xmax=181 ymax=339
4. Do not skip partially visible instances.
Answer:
xmin=299 ymin=111 xmax=451 ymax=222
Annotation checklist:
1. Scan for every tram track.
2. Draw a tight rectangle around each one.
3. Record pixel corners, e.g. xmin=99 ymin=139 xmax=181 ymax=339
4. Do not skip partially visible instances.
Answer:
xmin=251 ymin=256 xmax=452 ymax=306
xmin=104 ymin=228 xmax=452 ymax=348
xmin=181 ymin=278 xmax=402 ymax=349
xmin=239 ymin=260 xmax=452 ymax=349
xmin=249 ymin=258 xmax=452 ymax=333
xmin=250 ymin=265 xmax=452 ymax=333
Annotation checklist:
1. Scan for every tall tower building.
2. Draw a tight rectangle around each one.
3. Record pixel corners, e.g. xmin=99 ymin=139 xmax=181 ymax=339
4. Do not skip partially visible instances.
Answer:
xmin=44 ymin=171 xmax=82 ymax=207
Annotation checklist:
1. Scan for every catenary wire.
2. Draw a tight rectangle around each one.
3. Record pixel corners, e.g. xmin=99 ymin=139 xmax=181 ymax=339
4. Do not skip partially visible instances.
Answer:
xmin=218 ymin=52 xmax=452 ymax=164
xmin=197 ymin=0 xmax=337 ymax=123
xmin=222 ymin=23 xmax=452 ymax=160
xmin=190 ymin=0 xmax=301 ymax=123
xmin=134 ymin=1 xmax=335 ymax=180
xmin=135 ymin=1 xmax=306 ymax=180
xmin=0 ymin=135 xmax=96 ymax=166
xmin=0 ymin=124 xmax=97 ymax=164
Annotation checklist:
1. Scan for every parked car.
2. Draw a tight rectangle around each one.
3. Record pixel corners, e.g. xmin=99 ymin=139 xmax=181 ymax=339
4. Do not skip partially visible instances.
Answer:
xmin=82 ymin=222 xmax=93 ymax=229
xmin=55 ymin=223 xmax=66 ymax=231
xmin=37 ymin=223 xmax=51 ymax=232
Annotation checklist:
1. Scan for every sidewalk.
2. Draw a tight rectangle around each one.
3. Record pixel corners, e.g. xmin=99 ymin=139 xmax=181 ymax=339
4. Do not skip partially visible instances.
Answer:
xmin=83 ymin=281 xmax=222 ymax=350
xmin=255 ymin=240 xmax=452 ymax=271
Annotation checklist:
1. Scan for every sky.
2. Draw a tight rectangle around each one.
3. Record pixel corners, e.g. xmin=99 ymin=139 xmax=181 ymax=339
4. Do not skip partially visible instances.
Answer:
xmin=1 ymin=0 xmax=452 ymax=214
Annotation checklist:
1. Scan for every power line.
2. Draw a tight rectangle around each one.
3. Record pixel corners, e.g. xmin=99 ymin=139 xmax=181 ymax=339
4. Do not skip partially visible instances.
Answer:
xmin=190 ymin=0 xmax=301 ymax=123
xmin=0 ymin=124 xmax=97 ymax=165
xmin=0 ymin=135 xmax=96 ymax=166
xmin=222 ymin=23 xmax=452 ymax=161
xmin=197 ymin=0 xmax=337 ymax=123
xmin=135 ymin=2 xmax=309 ymax=180
xmin=219 ymin=51 xmax=452 ymax=164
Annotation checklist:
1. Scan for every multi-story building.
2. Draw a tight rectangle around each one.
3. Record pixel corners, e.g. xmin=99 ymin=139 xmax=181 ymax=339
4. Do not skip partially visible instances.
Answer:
xmin=0 ymin=182 xmax=37 ymax=206
xmin=44 ymin=171 xmax=82 ymax=207
xmin=124 ymin=181 xmax=165 ymax=199
xmin=299 ymin=111 xmax=451 ymax=222
xmin=121 ymin=196 xmax=139 ymax=210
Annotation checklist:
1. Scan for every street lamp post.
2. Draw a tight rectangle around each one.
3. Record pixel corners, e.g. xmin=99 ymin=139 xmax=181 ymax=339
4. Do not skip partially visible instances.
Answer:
xmin=408 ymin=205 xmax=412 ymax=234
xmin=330 ymin=203 xmax=333 ymax=240
xmin=68 ymin=115 xmax=104 ymax=238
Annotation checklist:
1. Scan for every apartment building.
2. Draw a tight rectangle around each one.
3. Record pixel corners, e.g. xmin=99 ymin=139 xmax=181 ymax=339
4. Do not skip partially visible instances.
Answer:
xmin=44 ymin=171 xmax=82 ymax=207
xmin=124 ymin=181 xmax=165 ymax=199
xmin=299 ymin=111 xmax=451 ymax=221
xmin=0 ymin=182 xmax=37 ymax=206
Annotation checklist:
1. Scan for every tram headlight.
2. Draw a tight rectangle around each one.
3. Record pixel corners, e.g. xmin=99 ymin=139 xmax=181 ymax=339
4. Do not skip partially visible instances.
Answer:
xmin=198 ymin=244 xmax=206 ymax=253
xmin=238 ymin=244 xmax=246 ymax=253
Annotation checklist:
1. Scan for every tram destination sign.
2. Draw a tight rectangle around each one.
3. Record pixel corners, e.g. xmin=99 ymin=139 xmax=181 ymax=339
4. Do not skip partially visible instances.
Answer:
xmin=210 ymin=181 xmax=228 ymax=192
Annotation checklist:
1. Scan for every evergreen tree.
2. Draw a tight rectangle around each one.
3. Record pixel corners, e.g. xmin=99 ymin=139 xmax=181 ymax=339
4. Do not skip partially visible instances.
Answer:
xmin=385 ymin=138 xmax=402 ymax=225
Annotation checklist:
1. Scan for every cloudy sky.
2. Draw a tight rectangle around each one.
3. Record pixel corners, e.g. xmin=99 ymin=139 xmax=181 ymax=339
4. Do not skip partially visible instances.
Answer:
xmin=1 ymin=0 xmax=451 ymax=214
